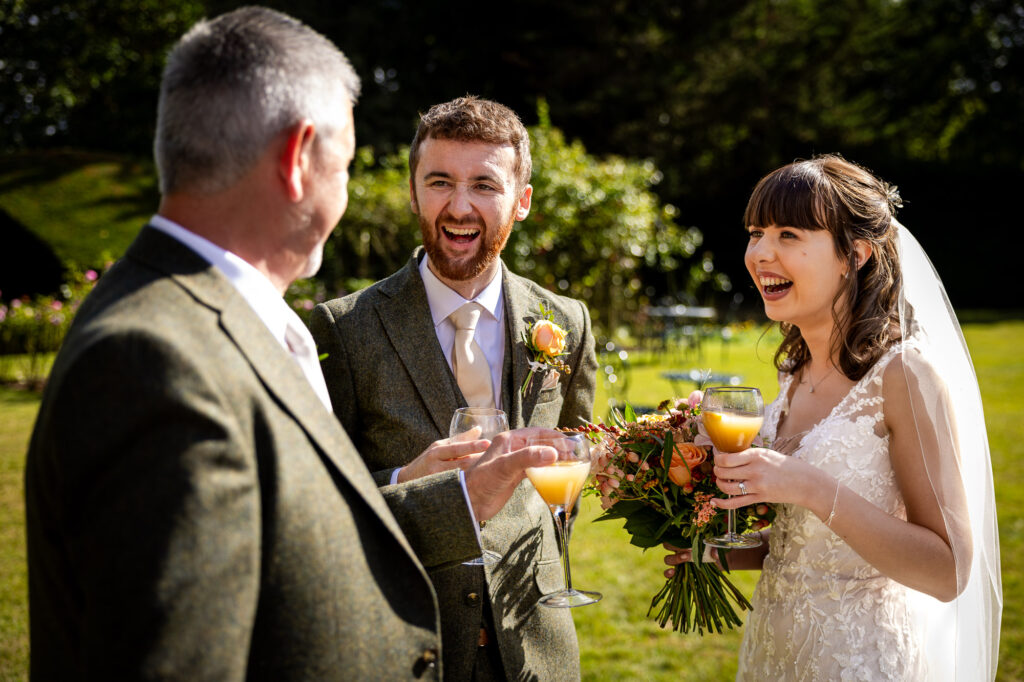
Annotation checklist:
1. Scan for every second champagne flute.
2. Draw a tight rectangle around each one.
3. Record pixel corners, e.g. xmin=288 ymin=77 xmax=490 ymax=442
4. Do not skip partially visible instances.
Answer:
xmin=526 ymin=433 xmax=602 ymax=608
xmin=449 ymin=407 xmax=508 ymax=566
xmin=702 ymin=386 xmax=765 ymax=550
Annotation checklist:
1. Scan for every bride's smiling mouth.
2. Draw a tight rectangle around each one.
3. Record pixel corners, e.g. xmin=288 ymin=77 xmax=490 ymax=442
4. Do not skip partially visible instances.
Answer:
xmin=759 ymin=275 xmax=793 ymax=297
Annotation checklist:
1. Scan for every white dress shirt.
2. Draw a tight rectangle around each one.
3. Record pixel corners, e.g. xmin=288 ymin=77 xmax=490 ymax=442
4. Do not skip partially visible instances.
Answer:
xmin=148 ymin=215 xmax=333 ymax=411
xmin=419 ymin=254 xmax=506 ymax=410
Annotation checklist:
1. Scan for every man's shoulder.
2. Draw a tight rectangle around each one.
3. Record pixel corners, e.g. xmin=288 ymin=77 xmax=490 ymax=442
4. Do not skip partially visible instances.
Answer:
xmin=504 ymin=268 xmax=587 ymax=320
xmin=321 ymin=259 xmax=420 ymax=319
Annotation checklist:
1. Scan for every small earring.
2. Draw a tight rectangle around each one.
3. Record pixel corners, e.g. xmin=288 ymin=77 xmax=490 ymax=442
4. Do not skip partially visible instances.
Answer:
xmin=843 ymin=272 xmax=848 ymax=279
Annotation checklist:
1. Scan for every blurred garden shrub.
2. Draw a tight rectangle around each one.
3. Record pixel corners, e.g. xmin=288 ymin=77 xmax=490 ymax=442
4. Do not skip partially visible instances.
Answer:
xmin=0 ymin=268 xmax=99 ymax=387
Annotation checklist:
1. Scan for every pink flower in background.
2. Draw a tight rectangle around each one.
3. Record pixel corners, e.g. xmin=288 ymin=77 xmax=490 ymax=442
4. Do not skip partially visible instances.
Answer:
xmin=50 ymin=301 xmax=63 ymax=311
xmin=85 ymin=270 xmax=98 ymax=282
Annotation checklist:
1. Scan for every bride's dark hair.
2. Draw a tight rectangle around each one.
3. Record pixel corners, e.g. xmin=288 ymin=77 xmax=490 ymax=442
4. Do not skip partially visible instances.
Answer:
xmin=743 ymin=154 xmax=903 ymax=380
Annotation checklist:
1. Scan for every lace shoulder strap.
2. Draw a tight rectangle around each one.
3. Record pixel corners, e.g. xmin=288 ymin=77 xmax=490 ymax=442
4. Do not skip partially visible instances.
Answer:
xmin=832 ymin=344 xmax=904 ymax=421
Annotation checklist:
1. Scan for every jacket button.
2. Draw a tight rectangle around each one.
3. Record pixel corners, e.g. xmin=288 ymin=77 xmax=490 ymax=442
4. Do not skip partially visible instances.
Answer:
xmin=465 ymin=591 xmax=480 ymax=605
xmin=413 ymin=648 xmax=438 ymax=677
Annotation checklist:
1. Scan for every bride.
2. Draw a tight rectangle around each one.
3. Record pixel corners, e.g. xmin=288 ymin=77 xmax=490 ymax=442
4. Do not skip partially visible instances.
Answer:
xmin=664 ymin=155 xmax=1001 ymax=680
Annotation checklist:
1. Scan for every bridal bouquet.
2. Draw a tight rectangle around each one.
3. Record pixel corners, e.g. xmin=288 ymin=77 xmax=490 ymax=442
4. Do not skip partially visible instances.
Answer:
xmin=568 ymin=396 xmax=774 ymax=635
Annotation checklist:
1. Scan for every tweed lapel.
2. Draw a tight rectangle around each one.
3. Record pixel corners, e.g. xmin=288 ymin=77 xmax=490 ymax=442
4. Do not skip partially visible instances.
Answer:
xmin=503 ymin=263 xmax=542 ymax=429
xmin=376 ymin=250 xmax=461 ymax=437
xmin=128 ymin=226 xmax=417 ymax=552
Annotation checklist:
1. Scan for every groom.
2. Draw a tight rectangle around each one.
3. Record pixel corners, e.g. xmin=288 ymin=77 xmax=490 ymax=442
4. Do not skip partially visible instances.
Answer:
xmin=310 ymin=96 xmax=598 ymax=680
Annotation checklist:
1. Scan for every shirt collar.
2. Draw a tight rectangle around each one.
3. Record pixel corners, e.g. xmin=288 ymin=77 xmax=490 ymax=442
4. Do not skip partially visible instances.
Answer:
xmin=419 ymin=254 xmax=504 ymax=328
xmin=148 ymin=214 xmax=299 ymax=347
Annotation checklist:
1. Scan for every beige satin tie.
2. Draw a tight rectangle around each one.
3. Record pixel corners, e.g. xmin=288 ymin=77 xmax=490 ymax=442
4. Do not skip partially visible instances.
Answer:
xmin=449 ymin=303 xmax=495 ymax=408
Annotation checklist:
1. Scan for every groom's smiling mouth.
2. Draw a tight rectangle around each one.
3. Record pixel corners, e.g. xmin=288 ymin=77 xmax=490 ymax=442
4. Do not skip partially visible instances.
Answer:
xmin=442 ymin=225 xmax=481 ymax=244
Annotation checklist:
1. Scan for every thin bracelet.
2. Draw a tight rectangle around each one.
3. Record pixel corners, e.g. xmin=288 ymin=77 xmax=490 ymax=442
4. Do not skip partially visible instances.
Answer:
xmin=825 ymin=480 xmax=840 ymax=527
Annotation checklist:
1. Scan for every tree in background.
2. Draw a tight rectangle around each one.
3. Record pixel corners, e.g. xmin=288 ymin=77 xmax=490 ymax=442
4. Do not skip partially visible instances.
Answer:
xmin=3 ymin=0 xmax=1022 ymax=307
xmin=0 ymin=0 xmax=204 ymax=152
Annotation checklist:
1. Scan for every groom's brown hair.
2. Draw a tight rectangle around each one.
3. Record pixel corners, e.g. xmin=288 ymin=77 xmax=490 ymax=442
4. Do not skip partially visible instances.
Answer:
xmin=408 ymin=96 xmax=532 ymax=191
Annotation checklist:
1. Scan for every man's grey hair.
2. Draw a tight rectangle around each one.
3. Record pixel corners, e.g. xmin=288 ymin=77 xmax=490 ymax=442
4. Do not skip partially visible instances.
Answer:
xmin=155 ymin=7 xmax=360 ymax=195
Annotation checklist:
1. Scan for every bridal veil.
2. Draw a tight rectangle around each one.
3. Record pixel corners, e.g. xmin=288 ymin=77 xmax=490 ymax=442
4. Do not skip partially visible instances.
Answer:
xmin=895 ymin=221 xmax=1002 ymax=680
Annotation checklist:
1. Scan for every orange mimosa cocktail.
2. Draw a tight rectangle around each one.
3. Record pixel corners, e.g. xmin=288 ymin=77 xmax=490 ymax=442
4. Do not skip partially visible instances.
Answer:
xmin=527 ymin=433 xmax=603 ymax=608
xmin=701 ymin=386 xmax=765 ymax=550
xmin=526 ymin=460 xmax=591 ymax=511
xmin=703 ymin=410 xmax=764 ymax=453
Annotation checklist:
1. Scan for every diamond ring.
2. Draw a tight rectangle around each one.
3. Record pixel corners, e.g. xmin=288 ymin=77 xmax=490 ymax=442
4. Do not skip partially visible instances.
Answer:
xmin=738 ymin=481 xmax=748 ymax=496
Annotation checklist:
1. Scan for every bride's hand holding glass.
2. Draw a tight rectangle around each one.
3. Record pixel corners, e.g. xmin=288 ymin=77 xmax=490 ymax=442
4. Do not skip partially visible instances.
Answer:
xmin=710 ymin=446 xmax=838 ymax=520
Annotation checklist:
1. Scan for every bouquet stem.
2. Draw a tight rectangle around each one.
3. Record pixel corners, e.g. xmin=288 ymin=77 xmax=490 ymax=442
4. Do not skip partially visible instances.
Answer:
xmin=648 ymin=559 xmax=753 ymax=634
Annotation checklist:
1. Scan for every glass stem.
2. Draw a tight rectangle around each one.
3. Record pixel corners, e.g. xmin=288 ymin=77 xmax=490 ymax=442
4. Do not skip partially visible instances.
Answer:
xmin=727 ymin=501 xmax=737 ymax=538
xmin=554 ymin=507 xmax=573 ymax=592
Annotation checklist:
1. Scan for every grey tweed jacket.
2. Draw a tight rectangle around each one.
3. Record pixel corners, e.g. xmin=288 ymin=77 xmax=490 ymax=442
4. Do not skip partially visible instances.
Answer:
xmin=309 ymin=248 xmax=598 ymax=681
xmin=24 ymin=227 xmax=481 ymax=681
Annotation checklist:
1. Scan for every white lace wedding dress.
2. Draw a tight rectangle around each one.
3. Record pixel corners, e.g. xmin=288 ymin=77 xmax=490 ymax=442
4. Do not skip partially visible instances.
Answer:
xmin=737 ymin=345 xmax=927 ymax=681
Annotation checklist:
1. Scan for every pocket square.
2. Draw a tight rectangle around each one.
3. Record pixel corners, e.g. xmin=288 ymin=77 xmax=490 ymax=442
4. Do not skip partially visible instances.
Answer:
xmin=541 ymin=369 xmax=561 ymax=390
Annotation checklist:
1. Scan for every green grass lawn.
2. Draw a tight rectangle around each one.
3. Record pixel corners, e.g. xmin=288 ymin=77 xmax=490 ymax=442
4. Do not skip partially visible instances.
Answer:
xmin=0 ymin=322 xmax=1020 ymax=680
xmin=0 ymin=150 xmax=157 ymax=270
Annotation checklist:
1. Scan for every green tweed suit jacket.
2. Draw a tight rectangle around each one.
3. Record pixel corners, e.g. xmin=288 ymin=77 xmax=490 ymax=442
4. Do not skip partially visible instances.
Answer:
xmin=24 ymin=227 xmax=482 ymax=681
xmin=309 ymin=248 xmax=598 ymax=681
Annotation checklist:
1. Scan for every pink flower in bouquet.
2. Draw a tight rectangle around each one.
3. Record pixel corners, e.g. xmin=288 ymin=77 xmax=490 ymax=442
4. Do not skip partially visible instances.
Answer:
xmin=693 ymin=492 xmax=716 ymax=527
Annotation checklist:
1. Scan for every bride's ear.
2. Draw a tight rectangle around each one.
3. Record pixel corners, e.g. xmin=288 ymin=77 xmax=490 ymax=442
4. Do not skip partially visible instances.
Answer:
xmin=853 ymin=239 xmax=873 ymax=271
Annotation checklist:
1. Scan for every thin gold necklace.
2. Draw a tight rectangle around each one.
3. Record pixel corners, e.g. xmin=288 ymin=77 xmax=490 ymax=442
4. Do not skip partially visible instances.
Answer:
xmin=803 ymin=365 xmax=836 ymax=393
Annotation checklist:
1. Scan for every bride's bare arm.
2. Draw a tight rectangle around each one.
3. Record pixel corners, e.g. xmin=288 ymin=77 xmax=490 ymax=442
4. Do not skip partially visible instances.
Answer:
xmin=711 ymin=356 xmax=968 ymax=601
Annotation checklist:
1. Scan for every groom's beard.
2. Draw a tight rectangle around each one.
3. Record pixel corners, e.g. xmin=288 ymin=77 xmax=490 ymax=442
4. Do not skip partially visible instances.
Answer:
xmin=418 ymin=208 xmax=514 ymax=282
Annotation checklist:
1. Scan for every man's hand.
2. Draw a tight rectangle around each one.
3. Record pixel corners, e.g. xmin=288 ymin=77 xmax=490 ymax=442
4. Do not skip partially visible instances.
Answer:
xmin=396 ymin=427 xmax=491 ymax=483
xmin=464 ymin=427 xmax=560 ymax=522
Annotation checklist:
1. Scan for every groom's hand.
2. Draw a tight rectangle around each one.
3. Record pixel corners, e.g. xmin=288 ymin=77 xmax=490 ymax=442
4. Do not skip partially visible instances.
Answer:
xmin=396 ymin=429 xmax=491 ymax=483
xmin=464 ymin=427 xmax=559 ymax=522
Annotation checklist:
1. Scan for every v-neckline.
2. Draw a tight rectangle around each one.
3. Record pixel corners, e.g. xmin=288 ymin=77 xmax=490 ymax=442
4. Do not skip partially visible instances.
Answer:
xmin=773 ymin=369 xmax=861 ymax=454
xmin=772 ymin=345 xmax=901 ymax=454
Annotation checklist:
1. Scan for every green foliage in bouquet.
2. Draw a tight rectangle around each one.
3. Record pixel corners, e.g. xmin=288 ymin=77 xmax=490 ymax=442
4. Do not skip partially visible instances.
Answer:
xmin=572 ymin=399 xmax=775 ymax=635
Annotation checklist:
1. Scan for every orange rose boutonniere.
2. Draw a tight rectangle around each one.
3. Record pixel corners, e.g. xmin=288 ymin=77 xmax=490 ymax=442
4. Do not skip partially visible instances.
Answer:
xmin=521 ymin=304 xmax=572 ymax=395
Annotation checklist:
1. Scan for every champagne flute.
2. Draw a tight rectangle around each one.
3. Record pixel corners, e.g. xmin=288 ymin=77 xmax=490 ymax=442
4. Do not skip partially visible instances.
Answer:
xmin=450 ymin=407 xmax=509 ymax=566
xmin=526 ymin=433 xmax=603 ymax=608
xmin=702 ymin=386 xmax=765 ymax=549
